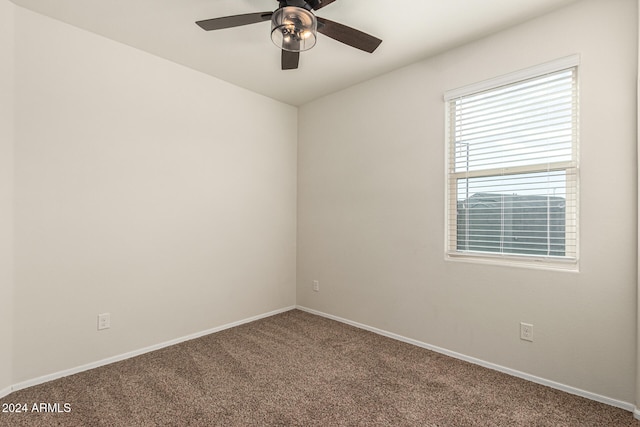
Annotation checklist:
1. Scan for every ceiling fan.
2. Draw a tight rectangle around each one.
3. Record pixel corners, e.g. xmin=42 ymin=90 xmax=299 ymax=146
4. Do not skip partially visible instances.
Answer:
xmin=196 ymin=0 xmax=382 ymax=70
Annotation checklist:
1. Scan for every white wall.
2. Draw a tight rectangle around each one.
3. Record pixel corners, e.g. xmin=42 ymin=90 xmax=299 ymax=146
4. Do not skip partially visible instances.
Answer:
xmin=11 ymin=6 xmax=297 ymax=383
xmin=298 ymin=0 xmax=638 ymax=404
xmin=0 ymin=0 xmax=15 ymax=394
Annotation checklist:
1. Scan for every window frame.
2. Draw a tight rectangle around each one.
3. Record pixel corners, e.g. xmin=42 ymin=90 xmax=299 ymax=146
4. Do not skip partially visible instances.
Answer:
xmin=444 ymin=55 xmax=580 ymax=271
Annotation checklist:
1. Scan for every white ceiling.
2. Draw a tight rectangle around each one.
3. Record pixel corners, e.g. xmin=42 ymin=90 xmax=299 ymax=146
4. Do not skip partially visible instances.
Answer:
xmin=11 ymin=0 xmax=581 ymax=106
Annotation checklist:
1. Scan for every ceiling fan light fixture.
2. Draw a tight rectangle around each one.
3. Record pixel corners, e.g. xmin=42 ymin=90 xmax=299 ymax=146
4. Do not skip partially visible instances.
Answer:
xmin=271 ymin=6 xmax=317 ymax=52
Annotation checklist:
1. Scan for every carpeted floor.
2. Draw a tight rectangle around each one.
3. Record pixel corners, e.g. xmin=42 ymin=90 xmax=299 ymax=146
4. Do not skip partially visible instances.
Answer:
xmin=0 ymin=309 xmax=637 ymax=426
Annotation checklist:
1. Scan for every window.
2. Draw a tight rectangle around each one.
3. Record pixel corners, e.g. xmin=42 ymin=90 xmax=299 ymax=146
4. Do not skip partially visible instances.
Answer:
xmin=445 ymin=56 xmax=579 ymax=268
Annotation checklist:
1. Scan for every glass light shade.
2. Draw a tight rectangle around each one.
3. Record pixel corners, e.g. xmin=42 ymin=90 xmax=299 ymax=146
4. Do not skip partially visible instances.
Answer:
xmin=270 ymin=6 xmax=317 ymax=52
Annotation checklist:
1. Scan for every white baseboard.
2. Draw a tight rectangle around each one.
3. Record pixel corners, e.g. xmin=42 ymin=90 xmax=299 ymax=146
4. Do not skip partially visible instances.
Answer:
xmin=296 ymin=305 xmax=636 ymax=414
xmin=7 ymin=306 xmax=296 ymax=396
xmin=0 ymin=385 xmax=11 ymax=400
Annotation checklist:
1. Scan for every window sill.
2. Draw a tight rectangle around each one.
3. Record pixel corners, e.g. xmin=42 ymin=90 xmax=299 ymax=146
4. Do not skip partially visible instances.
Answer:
xmin=445 ymin=251 xmax=579 ymax=272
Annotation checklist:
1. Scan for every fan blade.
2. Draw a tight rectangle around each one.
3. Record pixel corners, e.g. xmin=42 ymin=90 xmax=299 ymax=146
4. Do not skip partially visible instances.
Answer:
xmin=282 ymin=50 xmax=300 ymax=70
xmin=196 ymin=12 xmax=273 ymax=31
xmin=305 ymin=0 xmax=337 ymax=10
xmin=316 ymin=17 xmax=382 ymax=53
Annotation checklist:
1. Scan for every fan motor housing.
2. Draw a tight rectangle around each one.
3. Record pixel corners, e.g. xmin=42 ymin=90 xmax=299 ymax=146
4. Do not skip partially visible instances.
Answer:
xmin=278 ymin=0 xmax=314 ymax=12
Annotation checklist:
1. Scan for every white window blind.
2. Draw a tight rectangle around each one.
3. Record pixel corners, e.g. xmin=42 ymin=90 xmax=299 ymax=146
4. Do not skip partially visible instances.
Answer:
xmin=446 ymin=60 xmax=578 ymax=266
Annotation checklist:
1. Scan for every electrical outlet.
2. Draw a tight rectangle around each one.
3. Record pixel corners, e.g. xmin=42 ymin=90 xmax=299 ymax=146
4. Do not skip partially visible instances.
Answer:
xmin=98 ymin=313 xmax=111 ymax=330
xmin=312 ymin=280 xmax=319 ymax=292
xmin=520 ymin=322 xmax=533 ymax=342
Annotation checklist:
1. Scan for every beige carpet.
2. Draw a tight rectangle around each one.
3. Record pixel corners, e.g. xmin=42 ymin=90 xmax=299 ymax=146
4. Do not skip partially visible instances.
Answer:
xmin=0 ymin=309 xmax=637 ymax=426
